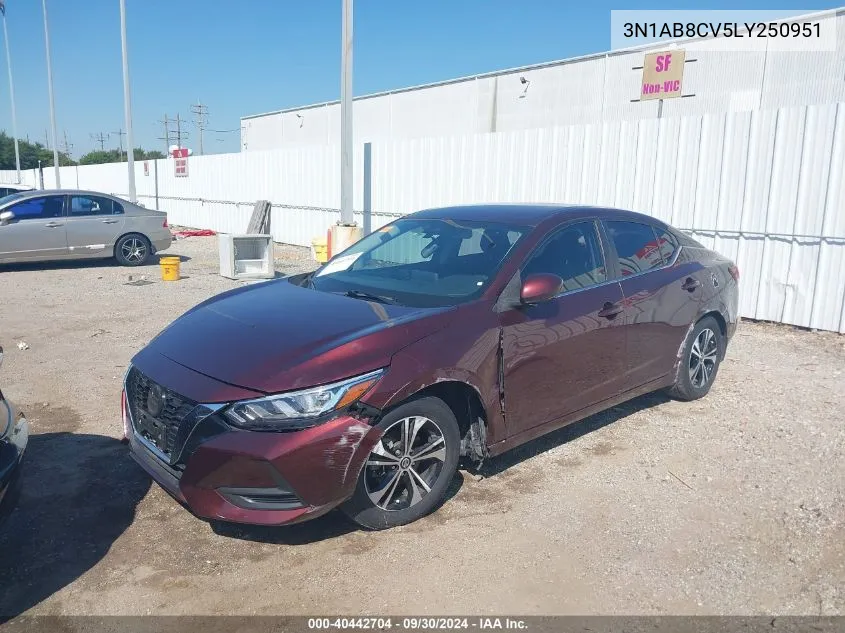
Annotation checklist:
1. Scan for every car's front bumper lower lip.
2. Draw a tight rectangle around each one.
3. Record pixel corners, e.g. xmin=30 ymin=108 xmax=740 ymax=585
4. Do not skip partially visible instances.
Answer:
xmin=128 ymin=412 xmax=383 ymax=526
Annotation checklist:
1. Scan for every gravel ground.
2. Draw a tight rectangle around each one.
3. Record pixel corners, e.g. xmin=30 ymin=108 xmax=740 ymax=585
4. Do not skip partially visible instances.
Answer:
xmin=0 ymin=235 xmax=842 ymax=618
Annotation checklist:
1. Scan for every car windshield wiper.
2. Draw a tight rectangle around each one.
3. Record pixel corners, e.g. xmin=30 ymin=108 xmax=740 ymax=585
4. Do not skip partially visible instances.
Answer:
xmin=342 ymin=289 xmax=398 ymax=305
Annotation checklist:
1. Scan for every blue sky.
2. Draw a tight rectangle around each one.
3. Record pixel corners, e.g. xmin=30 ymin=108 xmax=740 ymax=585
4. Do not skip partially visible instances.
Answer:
xmin=0 ymin=0 xmax=837 ymax=156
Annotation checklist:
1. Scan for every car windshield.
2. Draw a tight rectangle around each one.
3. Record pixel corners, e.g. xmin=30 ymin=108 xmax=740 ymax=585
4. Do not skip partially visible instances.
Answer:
xmin=308 ymin=218 xmax=528 ymax=307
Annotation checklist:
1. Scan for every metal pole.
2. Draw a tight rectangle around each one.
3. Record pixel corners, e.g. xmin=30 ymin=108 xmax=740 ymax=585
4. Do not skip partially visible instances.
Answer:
xmin=362 ymin=142 xmax=372 ymax=235
xmin=119 ymin=0 xmax=136 ymax=202
xmin=41 ymin=0 xmax=60 ymax=187
xmin=339 ymin=0 xmax=354 ymax=225
xmin=2 ymin=14 xmax=21 ymax=183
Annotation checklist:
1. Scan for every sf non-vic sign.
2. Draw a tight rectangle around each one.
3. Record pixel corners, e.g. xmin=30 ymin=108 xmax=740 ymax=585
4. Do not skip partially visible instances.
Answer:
xmin=641 ymin=49 xmax=686 ymax=100
xmin=172 ymin=148 xmax=189 ymax=177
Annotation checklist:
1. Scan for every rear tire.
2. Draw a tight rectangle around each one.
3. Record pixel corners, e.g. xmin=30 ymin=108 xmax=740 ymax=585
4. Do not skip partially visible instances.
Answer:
xmin=341 ymin=396 xmax=460 ymax=530
xmin=115 ymin=234 xmax=152 ymax=266
xmin=666 ymin=316 xmax=723 ymax=401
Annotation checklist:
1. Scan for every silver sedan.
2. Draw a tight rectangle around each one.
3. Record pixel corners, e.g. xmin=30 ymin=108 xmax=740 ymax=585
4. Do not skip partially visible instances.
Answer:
xmin=0 ymin=189 xmax=172 ymax=266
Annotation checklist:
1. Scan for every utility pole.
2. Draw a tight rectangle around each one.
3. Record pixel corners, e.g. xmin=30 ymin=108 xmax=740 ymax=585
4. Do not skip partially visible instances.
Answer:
xmin=339 ymin=0 xmax=354 ymax=225
xmin=158 ymin=113 xmax=188 ymax=155
xmin=41 ymin=0 xmax=61 ymax=185
xmin=174 ymin=113 xmax=188 ymax=149
xmin=119 ymin=0 xmax=136 ymax=202
xmin=190 ymin=101 xmax=208 ymax=156
xmin=61 ymin=130 xmax=73 ymax=158
xmin=113 ymin=128 xmax=126 ymax=160
xmin=158 ymin=114 xmax=170 ymax=155
xmin=2 ymin=6 xmax=22 ymax=183
xmin=90 ymin=132 xmax=109 ymax=151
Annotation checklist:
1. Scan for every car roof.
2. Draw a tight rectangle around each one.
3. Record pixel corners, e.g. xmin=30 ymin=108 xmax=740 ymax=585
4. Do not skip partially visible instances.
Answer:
xmin=410 ymin=204 xmax=668 ymax=228
xmin=1 ymin=189 xmax=128 ymax=204
xmin=8 ymin=188 xmax=121 ymax=199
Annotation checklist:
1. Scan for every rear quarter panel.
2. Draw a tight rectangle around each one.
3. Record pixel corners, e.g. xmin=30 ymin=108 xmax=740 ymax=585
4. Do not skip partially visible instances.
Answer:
xmin=686 ymin=245 xmax=740 ymax=338
xmin=125 ymin=209 xmax=172 ymax=248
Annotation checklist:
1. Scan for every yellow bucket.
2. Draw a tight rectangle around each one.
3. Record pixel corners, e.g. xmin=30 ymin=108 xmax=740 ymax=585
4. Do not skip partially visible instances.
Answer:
xmin=160 ymin=256 xmax=181 ymax=281
xmin=311 ymin=237 xmax=328 ymax=263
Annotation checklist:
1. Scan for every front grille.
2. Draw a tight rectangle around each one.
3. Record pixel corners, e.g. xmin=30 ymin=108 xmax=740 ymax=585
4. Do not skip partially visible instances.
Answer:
xmin=125 ymin=366 xmax=198 ymax=464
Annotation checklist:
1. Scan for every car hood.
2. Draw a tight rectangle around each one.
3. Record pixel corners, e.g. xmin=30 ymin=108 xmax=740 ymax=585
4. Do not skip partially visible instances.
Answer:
xmin=144 ymin=279 xmax=454 ymax=395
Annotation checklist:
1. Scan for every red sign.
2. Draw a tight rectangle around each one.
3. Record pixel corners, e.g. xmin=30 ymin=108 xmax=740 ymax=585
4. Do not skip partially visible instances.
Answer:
xmin=172 ymin=148 xmax=189 ymax=177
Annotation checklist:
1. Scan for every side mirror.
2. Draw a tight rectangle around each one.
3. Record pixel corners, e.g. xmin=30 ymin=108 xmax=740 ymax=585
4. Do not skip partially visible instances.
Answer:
xmin=520 ymin=273 xmax=563 ymax=305
xmin=0 ymin=210 xmax=14 ymax=225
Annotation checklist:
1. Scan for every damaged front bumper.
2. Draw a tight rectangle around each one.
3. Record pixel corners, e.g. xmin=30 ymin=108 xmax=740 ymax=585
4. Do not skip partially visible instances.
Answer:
xmin=129 ymin=412 xmax=384 ymax=526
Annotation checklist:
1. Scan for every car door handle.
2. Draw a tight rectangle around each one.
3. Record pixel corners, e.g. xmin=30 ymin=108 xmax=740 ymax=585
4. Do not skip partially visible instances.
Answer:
xmin=598 ymin=302 xmax=624 ymax=320
xmin=101 ymin=219 xmax=119 ymax=224
xmin=682 ymin=277 xmax=701 ymax=292
xmin=44 ymin=222 xmax=64 ymax=228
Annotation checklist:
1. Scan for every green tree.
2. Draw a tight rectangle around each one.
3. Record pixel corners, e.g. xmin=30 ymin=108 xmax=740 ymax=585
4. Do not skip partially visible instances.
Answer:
xmin=78 ymin=147 xmax=167 ymax=165
xmin=0 ymin=131 xmax=75 ymax=169
xmin=79 ymin=149 xmax=123 ymax=165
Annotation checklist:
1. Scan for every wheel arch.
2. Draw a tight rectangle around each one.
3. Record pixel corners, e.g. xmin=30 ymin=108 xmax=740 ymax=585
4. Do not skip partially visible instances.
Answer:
xmin=697 ymin=309 xmax=728 ymax=359
xmin=381 ymin=379 xmax=490 ymax=463
xmin=113 ymin=231 xmax=152 ymax=256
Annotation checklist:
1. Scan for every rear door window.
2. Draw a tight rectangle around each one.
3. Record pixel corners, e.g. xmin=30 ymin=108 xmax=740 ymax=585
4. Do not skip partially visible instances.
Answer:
xmin=69 ymin=195 xmax=124 ymax=217
xmin=605 ymin=221 xmax=665 ymax=277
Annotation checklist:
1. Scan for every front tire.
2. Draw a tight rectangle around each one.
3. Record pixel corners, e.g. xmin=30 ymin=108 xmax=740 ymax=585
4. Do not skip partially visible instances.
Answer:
xmin=342 ymin=396 xmax=460 ymax=530
xmin=115 ymin=233 xmax=152 ymax=266
xmin=667 ymin=316 xmax=723 ymax=401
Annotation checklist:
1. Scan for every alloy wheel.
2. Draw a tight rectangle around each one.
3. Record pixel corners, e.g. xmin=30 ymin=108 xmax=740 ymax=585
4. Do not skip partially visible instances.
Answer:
xmin=689 ymin=327 xmax=718 ymax=388
xmin=122 ymin=238 xmax=147 ymax=263
xmin=364 ymin=416 xmax=447 ymax=511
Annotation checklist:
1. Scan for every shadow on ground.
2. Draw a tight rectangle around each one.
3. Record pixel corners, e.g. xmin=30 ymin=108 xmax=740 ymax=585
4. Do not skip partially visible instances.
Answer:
xmin=0 ymin=432 xmax=150 ymax=620
xmin=0 ymin=253 xmax=190 ymax=273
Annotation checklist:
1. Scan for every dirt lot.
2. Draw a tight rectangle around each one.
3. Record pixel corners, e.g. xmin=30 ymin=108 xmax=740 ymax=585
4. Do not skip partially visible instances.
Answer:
xmin=0 ymin=235 xmax=843 ymax=618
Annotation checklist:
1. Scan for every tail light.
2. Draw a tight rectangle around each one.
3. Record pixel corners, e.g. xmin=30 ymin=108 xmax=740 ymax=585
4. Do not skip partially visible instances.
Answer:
xmin=728 ymin=264 xmax=740 ymax=281
xmin=163 ymin=218 xmax=169 ymax=229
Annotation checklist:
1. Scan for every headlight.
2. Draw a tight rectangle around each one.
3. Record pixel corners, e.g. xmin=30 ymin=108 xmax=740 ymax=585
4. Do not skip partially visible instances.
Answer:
xmin=223 ymin=369 xmax=384 ymax=431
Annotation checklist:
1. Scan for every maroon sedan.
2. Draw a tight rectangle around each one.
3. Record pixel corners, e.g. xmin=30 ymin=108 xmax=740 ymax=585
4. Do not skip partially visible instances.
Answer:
xmin=123 ymin=205 xmax=738 ymax=529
